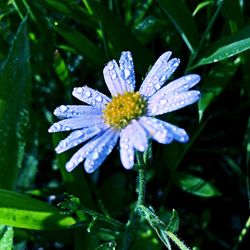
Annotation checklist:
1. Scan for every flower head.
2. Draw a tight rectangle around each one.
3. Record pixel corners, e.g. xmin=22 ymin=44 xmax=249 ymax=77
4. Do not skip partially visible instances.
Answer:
xmin=48 ymin=51 xmax=200 ymax=173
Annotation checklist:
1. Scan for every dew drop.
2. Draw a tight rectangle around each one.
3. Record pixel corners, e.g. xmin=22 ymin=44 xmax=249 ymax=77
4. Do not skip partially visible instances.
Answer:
xmin=108 ymin=62 xmax=114 ymax=70
xmin=155 ymin=83 xmax=161 ymax=90
xmin=160 ymin=75 xmax=166 ymax=82
xmin=160 ymin=99 xmax=167 ymax=105
xmin=91 ymin=151 xmax=99 ymax=160
xmin=124 ymin=69 xmax=130 ymax=79
xmin=75 ymin=87 xmax=83 ymax=94
xmin=185 ymin=76 xmax=192 ymax=81
xmin=111 ymin=73 xmax=117 ymax=80
xmin=95 ymin=95 xmax=102 ymax=102
xmin=84 ymin=90 xmax=91 ymax=97
xmin=60 ymin=105 xmax=68 ymax=112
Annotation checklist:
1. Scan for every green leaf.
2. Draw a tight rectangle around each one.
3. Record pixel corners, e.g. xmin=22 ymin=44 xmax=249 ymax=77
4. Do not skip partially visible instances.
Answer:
xmin=55 ymin=25 xmax=105 ymax=67
xmin=192 ymin=1 xmax=213 ymax=16
xmin=195 ymin=26 xmax=250 ymax=67
xmin=165 ymin=209 xmax=179 ymax=233
xmin=83 ymin=1 xmax=152 ymax=73
xmin=0 ymin=189 xmax=77 ymax=230
xmin=0 ymin=17 xmax=31 ymax=190
xmin=198 ymin=59 xmax=240 ymax=120
xmin=0 ymin=225 xmax=13 ymax=250
xmin=174 ymin=172 xmax=221 ymax=197
xmin=157 ymin=0 xmax=199 ymax=54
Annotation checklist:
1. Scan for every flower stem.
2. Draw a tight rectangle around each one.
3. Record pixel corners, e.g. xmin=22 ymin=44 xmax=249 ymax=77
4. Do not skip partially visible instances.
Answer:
xmin=122 ymin=152 xmax=147 ymax=249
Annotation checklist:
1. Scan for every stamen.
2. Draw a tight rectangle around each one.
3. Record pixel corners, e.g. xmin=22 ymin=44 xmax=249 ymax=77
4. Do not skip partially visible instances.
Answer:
xmin=103 ymin=92 xmax=147 ymax=129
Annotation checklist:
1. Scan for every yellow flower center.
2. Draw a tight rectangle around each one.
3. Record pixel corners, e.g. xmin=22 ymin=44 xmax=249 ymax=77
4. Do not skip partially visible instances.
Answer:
xmin=103 ymin=92 xmax=147 ymax=129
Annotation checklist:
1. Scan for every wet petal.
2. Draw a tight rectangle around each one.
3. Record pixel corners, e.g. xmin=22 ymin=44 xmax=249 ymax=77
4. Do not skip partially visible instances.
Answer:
xmin=123 ymin=120 xmax=148 ymax=152
xmin=160 ymin=74 xmax=200 ymax=95
xmin=48 ymin=115 xmax=104 ymax=133
xmin=139 ymin=51 xmax=180 ymax=98
xmin=148 ymin=90 xmax=200 ymax=116
xmin=55 ymin=125 xmax=105 ymax=153
xmin=84 ymin=129 xmax=119 ymax=173
xmin=139 ymin=116 xmax=173 ymax=144
xmin=65 ymin=129 xmax=109 ymax=172
xmin=119 ymin=128 xmax=135 ymax=169
xmin=162 ymin=121 xmax=189 ymax=143
xmin=103 ymin=60 xmax=125 ymax=96
xmin=72 ymin=86 xmax=111 ymax=108
xmin=119 ymin=51 xmax=135 ymax=92
xmin=53 ymin=105 xmax=102 ymax=119
xmin=139 ymin=117 xmax=188 ymax=143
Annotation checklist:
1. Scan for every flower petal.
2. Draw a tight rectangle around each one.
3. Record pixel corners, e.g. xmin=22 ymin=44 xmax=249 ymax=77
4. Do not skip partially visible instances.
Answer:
xmin=162 ymin=121 xmax=189 ymax=143
xmin=122 ymin=120 xmax=148 ymax=152
xmin=139 ymin=51 xmax=180 ymax=98
xmin=55 ymin=125 xmax=105 ymax=153
xmin=84 ymin=129 xmax=119 ymax=173
xmin=139 ymin=117 xmax=173 ymax=144
xmin=48 ymin=115 xmax=104 ymax=133
xmin=148 ymin=90 xmax=200 ymax=116
xmin=72 ymin=86 xmax=111 ymax=108
xmin=119 ymin=128 xmax=135 ymax=169
xmin=119 ymin=51 xmax=135 ymax=92
xmin=160 ymin=74 xmax=200 ymax=95
xmin=65 ymin=129 xmax=109 ymax=172
xmin=53 ymin=105 xmax=102 ymax=119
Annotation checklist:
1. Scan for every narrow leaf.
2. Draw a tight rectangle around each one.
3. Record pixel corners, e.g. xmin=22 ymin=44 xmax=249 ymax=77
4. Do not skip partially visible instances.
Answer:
xmin=195 ymin=26 xmax=250 ymax=66
xmin=157 ymin=0 xmax=199 ymax=54
xmin=0 ymin=17 xmax=31 ymax=190
xmin=0 ymin=189 xmax=77 ymax=230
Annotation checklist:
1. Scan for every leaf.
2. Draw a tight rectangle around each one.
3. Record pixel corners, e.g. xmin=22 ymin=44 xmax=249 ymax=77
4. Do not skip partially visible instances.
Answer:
xmin=0 ymin=189 xmax=77 ymax=230
xmin=174 ymin=172 xmax=221 ymax=197
xmin=0 ymin=17 xmax=31 ymax=190
xmin=165 ymin=209 xmax=179 ymax=233
xmin=0 ymin=225 xmax=13 ymax=250
xmin=157 ymin=0 xmax=199 ymax=54
xmin=195 ymin=26 xmax=250 ymax=67
xmin=198 ymin=59 xmax=240 ymax=120
xmin=55 ymin=25 xmax=106 ymax=67
xmin=83 ymin=1 xmax=153 ymax=73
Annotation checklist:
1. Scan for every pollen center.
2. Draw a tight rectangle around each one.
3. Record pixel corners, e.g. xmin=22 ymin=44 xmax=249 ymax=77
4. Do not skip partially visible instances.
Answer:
xmin=103 ymin=92 xmax=147 ymax=129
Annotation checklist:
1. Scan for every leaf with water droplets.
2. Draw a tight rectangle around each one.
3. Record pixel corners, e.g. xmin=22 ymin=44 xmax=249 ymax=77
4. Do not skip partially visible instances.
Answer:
xmin=0 ymin=189 xmax=77 ymax=230
xmin=0 ymin=225 xmax=13 ymax=250
xmin=194 ymin=26 xmax=250 ymax=67
xmin=0 ymin=17 xmax=31 ymax=190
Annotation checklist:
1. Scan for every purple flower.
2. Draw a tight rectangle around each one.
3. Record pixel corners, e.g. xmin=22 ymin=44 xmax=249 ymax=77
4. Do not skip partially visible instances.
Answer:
xmin=48 ymin=51 xmax=200 ymax=173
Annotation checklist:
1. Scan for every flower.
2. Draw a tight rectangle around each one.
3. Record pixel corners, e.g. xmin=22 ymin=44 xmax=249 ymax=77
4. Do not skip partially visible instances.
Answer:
xmin=48 ymin=51 xmax=200 ymax=173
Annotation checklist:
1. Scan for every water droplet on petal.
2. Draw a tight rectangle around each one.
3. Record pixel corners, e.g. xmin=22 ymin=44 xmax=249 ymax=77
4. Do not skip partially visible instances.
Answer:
xmin=95 ymin=95 xmax=102 ymax=102
xmin=91 ymin=151 xmax=99 ymax=160
xmin=108 ymin=62 xmax=114 ymax=70
xmin=60 ymin=105 xmax=68 ymax=112
xmin=75 ymin=87 xmax=83 ymax=94
xmin=160 ymin=99 xmax=167 ymax=105
xmin=111 ymin=73 xmax=117 ymax=80
xmin=84 ymin=90 xmax=91 ymax=97
xmin=155 ymin=83 xmax=161 ymax=90
xmin=124 ymin=69 xmax=130 ymax=79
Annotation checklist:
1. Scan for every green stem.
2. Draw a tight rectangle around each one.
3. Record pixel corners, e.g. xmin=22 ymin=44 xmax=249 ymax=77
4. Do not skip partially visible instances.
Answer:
xmin=122 ymin=152 xmax=147 ymax=250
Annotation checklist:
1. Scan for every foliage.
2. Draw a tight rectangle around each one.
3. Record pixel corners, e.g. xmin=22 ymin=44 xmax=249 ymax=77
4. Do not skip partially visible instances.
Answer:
xmin=0 ymin=0 xmax=249 ymax=249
